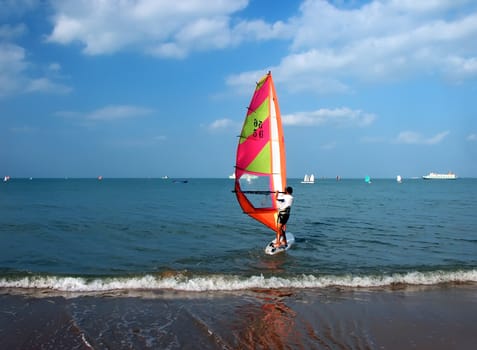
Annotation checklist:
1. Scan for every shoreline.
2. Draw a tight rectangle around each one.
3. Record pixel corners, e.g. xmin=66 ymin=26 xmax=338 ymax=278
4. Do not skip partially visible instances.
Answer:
xmin=1 ymin=284 xmax=476 ymax=349
xmin=1 ymin=269 xmax=476 ymax=292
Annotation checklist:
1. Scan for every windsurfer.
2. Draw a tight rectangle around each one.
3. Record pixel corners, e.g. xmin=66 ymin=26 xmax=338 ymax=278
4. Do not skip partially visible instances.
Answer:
xmin=275 ymin=187 xmax=293 ymax=248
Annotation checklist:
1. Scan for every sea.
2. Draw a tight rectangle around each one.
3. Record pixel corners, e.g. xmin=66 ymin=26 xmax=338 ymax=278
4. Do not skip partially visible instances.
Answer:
xmin=1 ymin=177 xmax=476 ymax=292
xmin=1 ymin=178 xmax=477 ymax=349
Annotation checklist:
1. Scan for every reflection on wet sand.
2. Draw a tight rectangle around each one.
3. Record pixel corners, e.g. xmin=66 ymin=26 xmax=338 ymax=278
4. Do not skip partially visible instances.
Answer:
xmin=227 ymin=288 xmax=366 ymax=349
xmin=232 ymin=289 xmax=299 ymax=349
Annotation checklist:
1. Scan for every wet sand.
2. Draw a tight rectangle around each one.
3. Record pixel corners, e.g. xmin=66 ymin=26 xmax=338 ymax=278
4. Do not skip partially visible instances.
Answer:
xmin=1 ymin=284 xmax=476 ymax=349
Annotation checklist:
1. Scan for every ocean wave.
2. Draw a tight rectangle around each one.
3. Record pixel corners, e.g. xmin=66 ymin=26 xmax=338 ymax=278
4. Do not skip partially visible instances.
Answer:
xmin=1 ymin=270 xmax=476 ymax=293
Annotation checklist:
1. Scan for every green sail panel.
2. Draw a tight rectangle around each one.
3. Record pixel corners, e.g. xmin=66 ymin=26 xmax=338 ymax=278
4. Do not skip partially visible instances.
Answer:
xmin=239 ymin=97 xmax=270 ymax=144
xmin=245 ymin=142 xmax=271 ymax=174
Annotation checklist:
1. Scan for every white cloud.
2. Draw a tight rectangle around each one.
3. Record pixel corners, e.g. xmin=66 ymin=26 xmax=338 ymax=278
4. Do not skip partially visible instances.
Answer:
xmin=56 ymin=105 xmax=154 ymax=122
xmin=0 ymin=43 xmax=27 ymax=96
xmin=0 ymin=41 xmax=70 ymax=97
xmin=321 ymin=141 xmax=337 ymax=150
xmin=48 ymin=62 xmax=62 ymax=72
xmin=395 ymin=130 xmax=450 ymax=144
xmin=228 ymin=0 xmax=477 ymax=93
xmin=9 ymin=125 xmax=36 ymax=133
xmin=154 ymin=135 xmax=167 ymax=142
xmin=0 ymin=5 xmax=49 ymax=97
xmin=360 ymin=136 xmax=387 ymax=144
xmin=44 ymin=0 xmax=477 ymax=90
xmin=0 ymin=0 xmax=38 ymax=19
xmin=282 ymin=107 xmax=376 ymax=127
xmin=7 ymin=0 xmax=477 ymax=99
xmin=446 ymin=56 xmax=477 ymax=81
xmin=46 ymin=0 xmax=291 ymax=58
xmin=149 ymin=42 xmax=187 ymax=59
xmin=85 ymin=105 xmax=154 ymax=121
xmin=206 ymin=118 xmax=241 ymax=132
xmin=225 ymin=69 xmax=270 ymax=95
xmin=25 ymin=77 xmax=71 ymax=94
xmin=0 ymin=23 xmax=27 ymax=39
xmin=467 ymin=133 xmax=477 ymax=141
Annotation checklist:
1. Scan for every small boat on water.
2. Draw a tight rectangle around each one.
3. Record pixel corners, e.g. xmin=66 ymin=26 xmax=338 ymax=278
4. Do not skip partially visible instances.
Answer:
xmin=396 ymin=175 xmax=402 ymax=183
xmin=301 ymin=174 xmax=315 ymax=184
xmin=422 ymin=172 xmax=457 ymax=180
xmin=229 ymin=173 xmax=257 ymax=183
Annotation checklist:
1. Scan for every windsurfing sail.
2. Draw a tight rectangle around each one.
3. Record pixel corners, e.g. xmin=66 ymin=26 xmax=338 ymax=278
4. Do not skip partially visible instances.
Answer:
xmin=234 ymin=71 xmax=286 ymax=231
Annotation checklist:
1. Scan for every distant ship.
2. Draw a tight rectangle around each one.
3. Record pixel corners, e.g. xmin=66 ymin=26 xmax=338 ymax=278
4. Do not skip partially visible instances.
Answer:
xmin=422 ymin=172 xmax=457 ymax=180
xmin=301 ymin=174 xmax=315 ymax=184
xmin=229 ymin=173 xmax=258 ymax=182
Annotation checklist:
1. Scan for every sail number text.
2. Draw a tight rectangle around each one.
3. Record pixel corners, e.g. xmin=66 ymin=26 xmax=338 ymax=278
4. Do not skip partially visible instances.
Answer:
xmin=253 ymin=119 xmax=264 ymax=138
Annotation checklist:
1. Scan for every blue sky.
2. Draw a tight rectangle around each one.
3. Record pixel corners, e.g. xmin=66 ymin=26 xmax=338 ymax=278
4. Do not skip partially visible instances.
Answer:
xmin=1 ymin=0 xmax=476 ymax=179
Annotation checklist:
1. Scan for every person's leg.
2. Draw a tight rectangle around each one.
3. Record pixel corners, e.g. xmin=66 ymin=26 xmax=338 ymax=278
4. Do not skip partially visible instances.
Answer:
xmin=281 ymin=224 xmax=287 ymax=246
xmin=275 ymin=223 xmax=283 ymax=247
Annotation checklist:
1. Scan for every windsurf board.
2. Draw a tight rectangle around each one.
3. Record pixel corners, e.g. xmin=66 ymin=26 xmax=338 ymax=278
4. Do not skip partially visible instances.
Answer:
xmin=264 ymin=232 xmax=295 ymax=255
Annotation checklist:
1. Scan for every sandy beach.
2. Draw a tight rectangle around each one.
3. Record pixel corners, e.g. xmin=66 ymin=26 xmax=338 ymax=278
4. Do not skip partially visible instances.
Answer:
xmin=1 ymin=284 xmax=476 ymax=349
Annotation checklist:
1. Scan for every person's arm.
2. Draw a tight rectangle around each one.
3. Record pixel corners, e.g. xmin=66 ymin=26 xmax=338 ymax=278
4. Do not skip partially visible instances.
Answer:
xmin=276 ymin=191 xmax=285 ymax=211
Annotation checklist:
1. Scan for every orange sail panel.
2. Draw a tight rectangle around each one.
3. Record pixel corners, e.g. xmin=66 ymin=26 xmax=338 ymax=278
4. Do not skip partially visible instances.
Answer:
xmin=234 ymin=72 xmax=287 ymax=232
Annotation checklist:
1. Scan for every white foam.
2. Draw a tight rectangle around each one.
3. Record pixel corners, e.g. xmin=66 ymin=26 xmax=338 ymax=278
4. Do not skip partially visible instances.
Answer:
xmin=1 ymin=270 xmax=476 ymax=292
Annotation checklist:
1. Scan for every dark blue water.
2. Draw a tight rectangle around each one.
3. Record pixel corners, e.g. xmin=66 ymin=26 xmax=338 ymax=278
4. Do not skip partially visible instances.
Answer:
xmin=1 ymin=178 xmax=476 ymax=291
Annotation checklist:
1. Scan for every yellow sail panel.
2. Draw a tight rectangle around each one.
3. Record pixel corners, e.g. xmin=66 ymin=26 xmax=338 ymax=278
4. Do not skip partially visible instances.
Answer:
xmin=245 ymin=143 xmax=271 ymax=174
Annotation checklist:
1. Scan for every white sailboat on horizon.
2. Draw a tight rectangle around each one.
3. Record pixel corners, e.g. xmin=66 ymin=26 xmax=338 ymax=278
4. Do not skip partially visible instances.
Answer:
xmin=301 ymin=174 xmax=315 ymax=184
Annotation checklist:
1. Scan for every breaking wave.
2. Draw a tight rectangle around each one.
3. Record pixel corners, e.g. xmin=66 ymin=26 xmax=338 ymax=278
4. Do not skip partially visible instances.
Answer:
xmin=1 ymin=269 xmax=476 ymax=293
